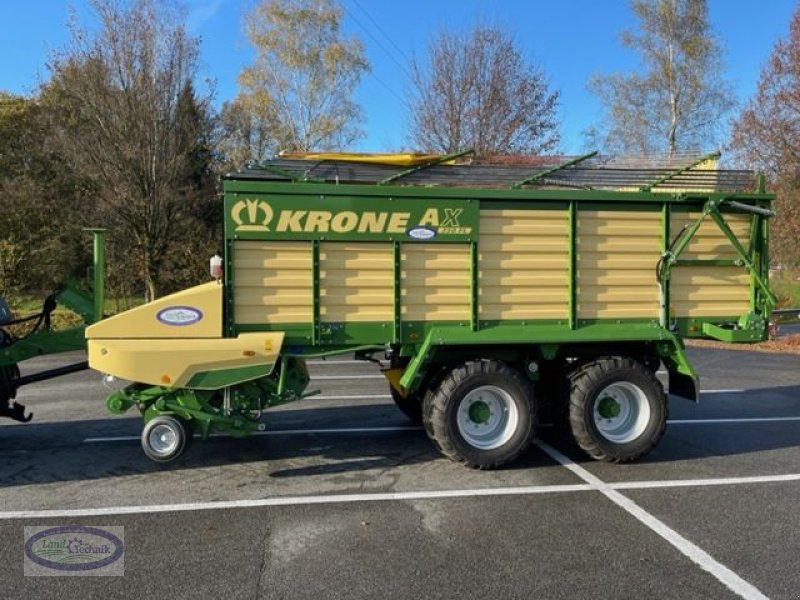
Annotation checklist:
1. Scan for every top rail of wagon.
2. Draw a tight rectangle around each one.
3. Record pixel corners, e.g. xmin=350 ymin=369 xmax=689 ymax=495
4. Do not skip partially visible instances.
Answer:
xmin=224 ymin=151 xmax=761 ymax=194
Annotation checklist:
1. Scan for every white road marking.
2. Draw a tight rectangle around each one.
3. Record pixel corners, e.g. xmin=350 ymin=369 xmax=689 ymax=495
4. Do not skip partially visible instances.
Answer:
xmin=311 ymin=374 xmax=385 ymax=380
xmin=612 ymin=473 xmax=800 ymax=490
xmin=314 ymin=394 xmax=392 ymax=400
xmin=669 ymin=416 xmax=800 ymax=424
xmin=3 ymin=469 xmax=800 ymax=522
xmin=83 ymin=425 xmax=424 ymax=443
xmin=535 ymin=440 xmax=768 ymax=600
xmin=700 ymin=389 xmax=746 ymax=394
xmin=0 ymin=484 xmax=595 ymax=520
xmin=307 ymin=360 xmax=366 ymax=365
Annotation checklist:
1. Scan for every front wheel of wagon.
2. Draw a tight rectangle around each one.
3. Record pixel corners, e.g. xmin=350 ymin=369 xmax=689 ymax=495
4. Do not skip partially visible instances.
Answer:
xmin=141 ymin=415 xmax=191 ymax=463
xmin=422 ymin=360 xmax=535 ymax=469
xmin=567 ymin=357 xmax=667 ymax=463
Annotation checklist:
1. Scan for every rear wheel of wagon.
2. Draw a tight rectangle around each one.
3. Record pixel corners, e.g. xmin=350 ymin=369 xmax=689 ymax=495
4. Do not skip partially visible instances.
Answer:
xmin=390 ymin=387 xmax=422 ymax=423
xmin=422 ymin=360 xmax=535 ymax=469
xmin=567 ymin=357 xmax=667 ymax=463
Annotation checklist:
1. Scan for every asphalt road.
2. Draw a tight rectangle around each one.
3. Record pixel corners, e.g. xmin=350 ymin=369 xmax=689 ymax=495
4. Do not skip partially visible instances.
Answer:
xmin=1 ymin=346 xmax=799 ymax=599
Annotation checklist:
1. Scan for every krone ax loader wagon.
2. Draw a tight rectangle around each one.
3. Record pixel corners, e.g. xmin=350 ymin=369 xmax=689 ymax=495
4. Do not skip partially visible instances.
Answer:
xmin=84 ymin=151 xmax=775 ymax=468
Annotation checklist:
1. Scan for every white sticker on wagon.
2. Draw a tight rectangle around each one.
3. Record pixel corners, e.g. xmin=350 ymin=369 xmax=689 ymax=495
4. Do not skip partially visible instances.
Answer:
xmin=407 ymin=226 xmax=437 ymax=240
xmin=157 ymin=306 xmax=203 ymax=326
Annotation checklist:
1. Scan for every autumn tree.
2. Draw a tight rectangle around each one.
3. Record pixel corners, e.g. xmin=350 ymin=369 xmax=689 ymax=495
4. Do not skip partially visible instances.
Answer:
xmin=45 ymin=0 xmax=217 ymax=300
xmin=408 ymin=25 xmax=560 ymax=156
xmin=222 ymin=0 xmax=368 ymax=163
xmin=590 ymin=0 xmax=734 ymax=156
xmin=0 ymin=93 xmax=88 ymax=298
xmin=730 ymin=6 xmax=800 ymax=267
xmin=217 ymin=99 xmax=275 ymax=170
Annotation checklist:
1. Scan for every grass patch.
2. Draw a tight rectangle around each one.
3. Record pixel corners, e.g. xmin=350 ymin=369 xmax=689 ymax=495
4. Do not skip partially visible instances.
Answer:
xmin=4 ymin=310 xmax=84 ymax=336
xmin=770 ymin=271 xmax=800 ymax=309
xmin=3 ymin=294 xmax=145 ymax=336
xmin=6 ymin=294 xmax=143 ymax=315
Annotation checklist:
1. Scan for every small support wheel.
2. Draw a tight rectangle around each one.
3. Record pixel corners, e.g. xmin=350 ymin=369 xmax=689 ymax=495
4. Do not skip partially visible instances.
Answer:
xmin=567 ymin=357 xmax=667 ymax=463
xmin=422 ymin=360 xmax=535 ymax=469
xmin=390 ymin=387 xmax=422 ymax=423
xmin=141 ymin=415 xmax=191 ymax=463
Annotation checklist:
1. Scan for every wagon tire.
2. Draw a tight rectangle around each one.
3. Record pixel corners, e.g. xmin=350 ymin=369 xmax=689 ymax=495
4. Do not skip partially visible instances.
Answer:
xmin=567 ymin=357 xmax=667 ymax=463
xmin=423 ymin=360 xmax=535 ymax=469
xmin=141 ymin=415 xmax=190 ymax=463
xmin=390 ymin=387 xmax=422 ymax=423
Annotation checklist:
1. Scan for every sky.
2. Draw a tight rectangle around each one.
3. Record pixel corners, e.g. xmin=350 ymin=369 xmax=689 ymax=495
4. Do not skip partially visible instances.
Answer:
xmin=0 ymin=0 xmax=797 ymax=154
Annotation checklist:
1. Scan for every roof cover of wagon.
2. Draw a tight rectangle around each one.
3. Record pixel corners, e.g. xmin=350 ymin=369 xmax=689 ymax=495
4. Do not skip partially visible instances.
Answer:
xmin=225 ymin=150 xmax=758 ymax=193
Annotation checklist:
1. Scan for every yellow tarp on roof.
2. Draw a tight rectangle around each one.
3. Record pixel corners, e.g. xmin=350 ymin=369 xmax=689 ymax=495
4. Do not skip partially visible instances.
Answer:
xmin=277 ymin=151 xmax=450 ymax=166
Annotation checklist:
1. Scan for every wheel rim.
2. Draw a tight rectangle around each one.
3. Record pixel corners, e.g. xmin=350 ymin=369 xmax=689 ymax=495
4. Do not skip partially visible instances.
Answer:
xmin=456 ymin=385 xmax=519 ymax=450
xmin=148 ymin=423 xmax=180 ymax=457
xmin=592 ymin=382 xmax=651 ymax=444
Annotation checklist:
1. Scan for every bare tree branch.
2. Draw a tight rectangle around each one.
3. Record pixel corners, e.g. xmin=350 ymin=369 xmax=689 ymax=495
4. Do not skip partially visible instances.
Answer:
xmin=408 ymin=25 xmax=560 ymax=156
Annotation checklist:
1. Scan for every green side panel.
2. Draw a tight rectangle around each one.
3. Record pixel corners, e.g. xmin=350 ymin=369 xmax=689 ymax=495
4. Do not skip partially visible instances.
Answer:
xmin=319 ymin=321 xmax=395 ymax=345
xmin=701 ymin=314 xmax=767 ymax=343
xmin=225 ymin=193 xmax=479 ymax=243
xmin=656 ymin=338 xmax=699 ymax=401
xmin=56 ymin=282 xmax=95 ymax=324
xmin=396 ymin=323 xmax=686 ymax=393
xmin=224 ymin=237 xmax=235 ymax=337
xmin=312 ymin=240 xmax=320 ymax=344
xmin=568 ymin=200 xmax=577 ymax=330
xmin=185 ymin=363 xmax=274 ymax=389
xmin=239 ymin=319 xmax=689 ymax=348
xmin=1 ymin=326 xmax=87 ymax=367
xmin=673 ymin=315 xmax=767 ymax=342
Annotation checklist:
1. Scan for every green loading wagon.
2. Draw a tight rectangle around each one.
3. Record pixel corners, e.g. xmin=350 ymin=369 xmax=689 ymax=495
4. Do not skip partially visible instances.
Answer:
xmin=4 ymin=151 xmax=776 ymax=468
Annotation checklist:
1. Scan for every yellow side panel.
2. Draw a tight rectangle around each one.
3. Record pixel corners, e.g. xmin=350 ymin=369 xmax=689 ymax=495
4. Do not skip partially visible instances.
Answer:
xmin=672 ymin=267 xmax=751 ymax=317
xmin=85 ymin=281 xmax=222 ymax=339
xmin=401 ymin=244 xmax=471 ymax=321
xmin=320 ymin=242 xmax=394 ymax=322
xmin=577 ymin=210 xmax=661 ymax=319
xmin=479 ymin=209 xmax=569 ymax=320
xmin=670 ymin=211 xmax=752 ymax=317
xmin=233 ymin=241 xmax=312 ymax=324
xmin=88 ymin=332 xmax=284 ymax=388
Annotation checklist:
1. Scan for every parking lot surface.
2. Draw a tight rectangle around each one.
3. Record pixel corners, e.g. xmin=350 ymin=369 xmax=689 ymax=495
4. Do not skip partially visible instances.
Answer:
xmin=1 ymin=346 xmax=799 ymax=599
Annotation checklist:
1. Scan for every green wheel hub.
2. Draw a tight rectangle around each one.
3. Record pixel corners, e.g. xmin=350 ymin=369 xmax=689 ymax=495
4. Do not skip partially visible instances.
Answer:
xmin=597 ymin=396 xmax=621 ymax=419
xmin=456 ymin=385 xmax=520 ymax=451
xmin=468 ymin=400 xmax=491 ymax=424
xmin=592 ymin=381 xmax=652 ymax=444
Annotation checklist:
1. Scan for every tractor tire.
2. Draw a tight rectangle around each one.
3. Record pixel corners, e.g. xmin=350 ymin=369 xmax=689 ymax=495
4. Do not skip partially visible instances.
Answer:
xmin=567 ymin=357 xmax=667 ymax=463
xmin=422 ymin=360 xmax=535 ymax=469
xmin=141 ymin=415 xmax=191 ymax=463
